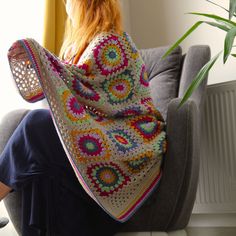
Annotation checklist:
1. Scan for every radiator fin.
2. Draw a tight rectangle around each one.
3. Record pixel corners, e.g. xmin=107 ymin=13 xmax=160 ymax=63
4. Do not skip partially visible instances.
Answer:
xmin=193 ymin=81 xmax=236 ymax=213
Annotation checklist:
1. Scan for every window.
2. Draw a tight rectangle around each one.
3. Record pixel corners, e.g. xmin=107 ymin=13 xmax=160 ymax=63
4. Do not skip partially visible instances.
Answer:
xmin=0 ymin=1 xmax=45 ymax=120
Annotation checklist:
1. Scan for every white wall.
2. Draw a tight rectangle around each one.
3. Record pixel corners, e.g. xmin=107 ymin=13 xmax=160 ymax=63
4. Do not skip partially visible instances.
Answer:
xmin=0 ymin=1 xmax=45 ymax=120
xmin=122 ymin=0 xmax=235 ymax=85
xmin=120 ymin=0 xmax=132 ymax=33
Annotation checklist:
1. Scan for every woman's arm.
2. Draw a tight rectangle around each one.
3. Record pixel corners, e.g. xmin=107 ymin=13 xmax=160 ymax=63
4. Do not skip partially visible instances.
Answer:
xmin=8 ymin=40 xmax=45 ymax=102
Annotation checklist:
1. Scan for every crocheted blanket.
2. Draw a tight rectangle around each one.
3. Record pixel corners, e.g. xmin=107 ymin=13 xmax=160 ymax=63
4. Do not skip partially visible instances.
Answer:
xmin=8 ymin=31 xmax=167 ymax=222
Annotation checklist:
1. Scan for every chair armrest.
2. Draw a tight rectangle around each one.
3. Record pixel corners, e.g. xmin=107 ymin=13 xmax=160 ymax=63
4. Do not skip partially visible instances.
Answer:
xmin=165 ymin=98 xmax=199 ymax=230
xmin=0 ymin=109 xmax=30 ymax=154
xmin=0 ymin=109 xmax=30 ymax=235
xmin=148 ymin=97 xmax=199 ymax=231
xmin=115 ymin=98 xmax=199 ymax=232
xmin=179 ymin=45 xmax=210 ymax=112
xmin=116 ymin=98 xmax=199 ymax=232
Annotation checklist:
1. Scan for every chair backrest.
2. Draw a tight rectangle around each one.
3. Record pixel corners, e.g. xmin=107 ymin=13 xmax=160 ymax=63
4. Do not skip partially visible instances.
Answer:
xmin=139 ymin=45 xmax=211 ymax=121
xmin=178 ymin=45 xmax=210 ymax=114
xmin=139 ymin=46 xmax=183 ymax=121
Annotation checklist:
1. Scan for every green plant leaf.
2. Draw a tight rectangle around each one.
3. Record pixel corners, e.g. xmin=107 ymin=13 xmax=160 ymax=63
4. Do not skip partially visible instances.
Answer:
xmin=188 ymin=12 xmax=236 ymax=27
xmin=224 ymin=26 xmax=236 ymax=63
xmin=178 ymin=52 xmax=222 ymax=108
xmin=231 ymin=54 xmax=236 ymax=57
xmin=206 ymin=0 xmax=236 ymax=17
xmin=229 ymin=0 xmax=236 ymax=19
xmin=206 ymin=21 xmax=231 ymax=31
xmin=162 ymin=21 xmax=203 ymax=59
xmin=206 ymin=0 xmax=229 ymax=13
xmin=162 ymin=21 xmax=229 ymax=59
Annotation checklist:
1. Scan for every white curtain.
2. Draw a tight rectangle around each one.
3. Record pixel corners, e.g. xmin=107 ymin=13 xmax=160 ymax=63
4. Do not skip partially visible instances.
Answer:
xmin=0 ymin=0 xmax=45 ymax=121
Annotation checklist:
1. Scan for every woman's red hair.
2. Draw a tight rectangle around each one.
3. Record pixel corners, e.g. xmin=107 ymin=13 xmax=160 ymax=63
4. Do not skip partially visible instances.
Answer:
xmin=60 ymin=0 xmax=124 ymax=60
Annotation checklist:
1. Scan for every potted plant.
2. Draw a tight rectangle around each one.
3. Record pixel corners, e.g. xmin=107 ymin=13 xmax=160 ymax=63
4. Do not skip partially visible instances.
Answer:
xmin=163 ymin=0 xmax=236 ymax=107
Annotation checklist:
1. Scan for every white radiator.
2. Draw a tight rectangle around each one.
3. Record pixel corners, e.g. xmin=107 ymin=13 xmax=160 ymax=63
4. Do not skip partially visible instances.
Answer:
xmin=193 ymin=80 xmax=236 ymax=214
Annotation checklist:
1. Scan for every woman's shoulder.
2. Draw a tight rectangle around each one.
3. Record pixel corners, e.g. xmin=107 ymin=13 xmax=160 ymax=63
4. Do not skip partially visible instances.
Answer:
xmin=92 ymin=30 xmax=133 ymax=44
xmin=91 ymin=30 xmax=138 ymax=55
xmin=82 ymin=30 xmax=140 ymax=66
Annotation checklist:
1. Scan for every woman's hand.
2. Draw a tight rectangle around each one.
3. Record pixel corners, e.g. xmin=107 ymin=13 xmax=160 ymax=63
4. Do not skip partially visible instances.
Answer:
xmin=8 ymin=41 xmax=29 ymax=62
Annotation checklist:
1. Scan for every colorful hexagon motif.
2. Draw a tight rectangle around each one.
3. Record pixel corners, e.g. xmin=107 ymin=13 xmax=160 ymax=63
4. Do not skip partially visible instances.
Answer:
xmin=93 ymin=34 xmax=129 ymax=76
xmin=123 ymin=31 xmax=139 ymax=60
xmin=75 ymin=59 xmax=92 ymax=76
xmin=45 ymin=51 xmax=64 ymax=76
xmin=87 ymin=162 xmax=130 ymax=197
xmin=107 ymin=129 xmax=137 ymax=153
xmin=115 ymin=106 xmax=142 ymax=117
xmin=72 ymin=78 xmax=100 ymax=101
xmin=129 ymin=115 xmax=161 ymax=142
xmin=71 ymin=129 xmax=110 ymax=163
xmin=102 ymin=69 xmax=134 ymax=104
xmin=141 ymin=97 xmax=156 ymax=114
xmin=88 ymin=111 xmax=114 ymax=126
xmin=124 ymin=152 xmax=153 ymax=173
xmin=140 ymin=64 xmax=149 ymax=87
xmin=155 ymin=134 xmax=167 ymax=154
xmin=107 ymin=129 xmax=137 ymax=152
xmin=60 ymin=89 xmax=88 ymax=123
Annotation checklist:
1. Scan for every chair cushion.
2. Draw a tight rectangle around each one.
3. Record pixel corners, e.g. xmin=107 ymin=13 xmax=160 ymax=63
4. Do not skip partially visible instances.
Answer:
xmin=139 ymin=46 xmax=182 ymax=120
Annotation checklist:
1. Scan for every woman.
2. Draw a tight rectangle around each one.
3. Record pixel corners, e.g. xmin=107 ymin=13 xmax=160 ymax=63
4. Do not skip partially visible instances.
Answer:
xmin=0 ymin=0 xmax=167 ymax=235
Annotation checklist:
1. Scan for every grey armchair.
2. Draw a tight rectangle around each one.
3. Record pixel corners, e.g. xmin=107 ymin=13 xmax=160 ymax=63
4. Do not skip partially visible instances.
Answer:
xmin=0 ymin=44 xmax=210 ymax=235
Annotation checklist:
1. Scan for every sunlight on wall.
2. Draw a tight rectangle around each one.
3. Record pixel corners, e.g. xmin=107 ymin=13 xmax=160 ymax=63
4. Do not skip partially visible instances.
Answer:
xmin=0 ymin=0 xmax=45 ymax=120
